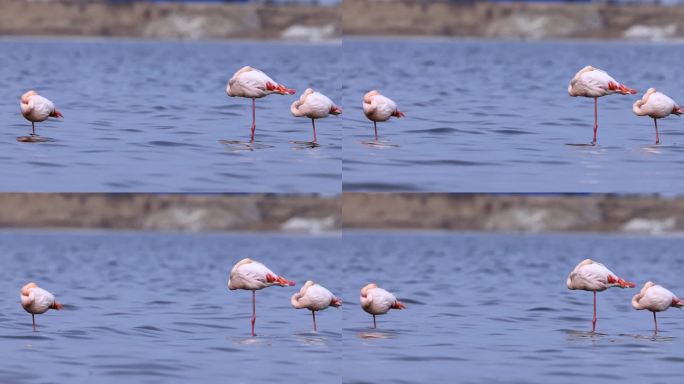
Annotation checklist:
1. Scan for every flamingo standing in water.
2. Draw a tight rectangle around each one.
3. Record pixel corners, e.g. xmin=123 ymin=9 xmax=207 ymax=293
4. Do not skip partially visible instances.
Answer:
xmin=360 ymin=283 xmax=405 ymax=328
xmin=566 ymin=259 xmax=635 ymax=332
xmin=20 ymin=90 xmax=63 ymax=137
xmin=228 ymin=258 xmax=295 ymax=336
xmin=226 ymin=66 xmax=295 ymax=142
xmin=633 ymin=88 xmax=684 ymax=144
xmin=632 ymin=281 xmax=684 ymax=334
xmin=568 ymin=66 xmax=637 ymax=145
xmin=291 ymin=280 xmax=342 ymax=332
xmin=290 ymin=88 xmax=342 ymax=143
xmin=363 ymin=90 xmax=405 ymax=141
xmin=20 ymin=282 xmax=63 ymax=331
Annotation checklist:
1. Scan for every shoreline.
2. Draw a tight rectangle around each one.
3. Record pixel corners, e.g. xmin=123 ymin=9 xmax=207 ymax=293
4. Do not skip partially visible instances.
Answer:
xmin=343 ymin=0 xmax=684 ymax=41
xmin=0 ymin=1 xmax=340 ymax=41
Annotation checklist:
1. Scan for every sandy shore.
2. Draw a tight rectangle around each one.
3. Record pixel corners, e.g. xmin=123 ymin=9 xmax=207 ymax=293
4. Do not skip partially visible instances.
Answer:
xmin=0 ymin=194 xmax=340 ymax=233
xmin=343 ymin=0 xmax=684 ymax=41
xmin=0 ymin=0 xmax=340 ymax=41
xmin=1 ymin=194 xmax=683 ymax=235
xmin=343 ymin=194 xmax=684 ymax=234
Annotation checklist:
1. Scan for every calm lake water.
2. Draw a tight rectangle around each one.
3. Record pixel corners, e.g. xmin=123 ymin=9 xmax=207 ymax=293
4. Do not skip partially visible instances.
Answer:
xmin=343 ymin=39 xmax=684 ymax=192
xmin=0 ymin=39 xmax=341 ymax=193
xmin=0 ymin=230 xmax=342 ymax=383
xmin=343 ymin=231 xmax=684 ymax=383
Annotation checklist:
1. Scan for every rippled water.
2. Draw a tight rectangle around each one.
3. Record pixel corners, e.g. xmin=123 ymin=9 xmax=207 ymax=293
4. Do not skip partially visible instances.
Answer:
xmin=0 ymin=38 xmax=341 ymax=193
xmin=343 ymin=39 xmax=684 ymax=192
xmin=0 ymin=230 xmax=341 ymax=383
xmin=343 ymin=231 xmax=684 ymax=383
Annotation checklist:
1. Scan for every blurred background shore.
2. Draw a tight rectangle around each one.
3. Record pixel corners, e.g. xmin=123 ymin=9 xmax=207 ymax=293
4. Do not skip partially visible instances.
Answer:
xmin=3 ymin=193 xmax=684 ymax=234
xmin=343 ymin=0 xmax=684 ymax=41
xmin=0 ymin=0 xmax=340 ymax=41
xmin=342 ymin=193 xmax=684 ymax=234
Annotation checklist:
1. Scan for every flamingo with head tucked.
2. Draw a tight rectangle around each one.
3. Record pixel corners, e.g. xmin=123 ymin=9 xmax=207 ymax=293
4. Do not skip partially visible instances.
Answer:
xmin=633 ymin=88 xmax=684 ymax=144
xmin=20 ymin=90 xmax=63 ymax=137
xmin=291 ymin=280 xmax=342 ymax=332
xmin=228 ymin=258 xmax=295 ymax=336
xmin=632 ymin=281 xmax=684 ymax=334
xmin=360 ymin=283 xmax=405 ymax=329
xmin=566 ymin=259 xmax=635 ymax=332
xmin=291 ymin=88 xmax=342 ymax=143
xmin=568 ymin=66 xmax=636 ymax=145
xmin=226 ymin=66 xmax=295 ymax=142
xmin=363 ymin=90 xmax=405 ymax=141
xmin=20 ymin=282 xmax=63 ymax=331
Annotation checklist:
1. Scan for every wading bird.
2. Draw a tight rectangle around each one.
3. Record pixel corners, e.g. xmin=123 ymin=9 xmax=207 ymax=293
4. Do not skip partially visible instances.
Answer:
xmin=363 ymin=90 xmax=405 ymax=141
xmin=632 ymin=281 xmax=684 ymax=334
xmin=633 ymin=88 xmax=684 ymax=144
xmin=291 ymin=280 xmax=342 ymax=332
xmin=360 ymin=283 xmax=405 ymax=328
xmin=20 ymin=90 xmax=63 ymax=137
xmin=228 ymin=258 xmax=295 ymax=336
xmin=226 ymin=66 xmax=295 ymax=142
xmin=568 ymin=66 xmax=636 ymax=145
xmin=290 ymin=88 xmax=342 ymax=143
xmin=566 ymin=259 xmax=635 ymax=332
xmin=20 ymin=282 xmax=63 ymax=331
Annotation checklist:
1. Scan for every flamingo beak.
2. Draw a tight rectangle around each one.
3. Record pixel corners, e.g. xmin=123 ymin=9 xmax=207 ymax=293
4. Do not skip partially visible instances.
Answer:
xmin=330 ymin=106 xmax=342 ymax=115
xmin=276 ymin=276 xmax=296 ymax=286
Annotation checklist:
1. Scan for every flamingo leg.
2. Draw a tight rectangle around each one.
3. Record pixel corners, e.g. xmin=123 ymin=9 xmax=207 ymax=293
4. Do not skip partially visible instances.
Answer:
xmin=592 ymin=290 xmax=597 ymax=333
xmin=592 ymin=97 xmax=598 ymax=146
xmin=32 ymin=122 xmax=36 ymax=136
xmin=32 ymin=314 xmax=36 ymax=332
xmin=251 ymin=290 xmax=256 ymax=337
xmin=312 ymin=310 xmax=317 ymax=332
xmin=653 ymin=311 xmax=658 ymax=335
xmin=374 ymin=121 xmax=378 ymax=141
xmin=373 ymin=314 xmax=377 ymax=329
xmin=311 ymin=118 xmax=317 ymax=143
xmin=654 ymin=118 xmax=660 ymax=145
xmin=250 ymin=98 xmax=256 ymax=143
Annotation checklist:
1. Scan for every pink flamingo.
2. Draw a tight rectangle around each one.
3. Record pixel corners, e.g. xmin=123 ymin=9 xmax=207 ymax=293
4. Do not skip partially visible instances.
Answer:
xmin=566 ymin=259 xmax=635 ymax=332
xmin=20 ymin=282 xmax=63 ymax=331
xmin=226 ymin=66 xmax=295 ymax=142
xmin=291 ymin=280 xmax=342 ymax=332
xmin=228 ymin=258 xmax=295 ymax=336
xmin=633 ymin=88 xmax=684 ymax=144
xmin=632 ymin=281 xmax=684 ymax=334
xmin=363 ymin=90 xmax=405 ymax=141
xmin=20 ymin=90 xmax=63 ymax=136
xmin=290 ymin=88 xmax=342 ymax=143
xmin=360 ymin=283 xmax=405 ymax=329
xmin=568 ymin=66 xmax=636 ymax=145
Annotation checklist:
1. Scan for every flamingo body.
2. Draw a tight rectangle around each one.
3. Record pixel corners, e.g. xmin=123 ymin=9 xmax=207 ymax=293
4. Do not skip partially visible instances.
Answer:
xmin=633 ymin=88 xmax=684 ymax=144
xmin=363 ymin=90 xmax=403 ymax=123
xmin=291 ymin=280 xmax=341 ymax=331
xmin=20 ymin=90 xmax=62 ymax=136
xmin=291 ymin=88 xmax=342 ymax=120
xmin=225 ymin=66 xmax=295 ymax=142
xmin=291 ymin=88 xmax=342 ymax=143
xmin=566 ymin=259 xmax=634 ymax=292
xmin=363 ymin=90 xmax=404 ymax=141
xmin=567 ymin=259 xmax=634 ymax=332
xmin=291 ymin=280 xmax=341 ymax=311
xmin=568 ymin=66 xmax=636 ymax=145
xmin=228 ymin=258 xmax=295 ymax=337
xmin=632 ymin=282 xmax=683 ymax=312
xmin=360 ymin=283 xmax=405 ymax=328
xmin=228 ymin=258 xmax=294 ymax=290
xmin=632 ymin=281 xmax=684 ymax=334
xmin=20 ymin=282 xmax=63 ymax=331
xmin=633 ymin=88 xmax=683 ymax=119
